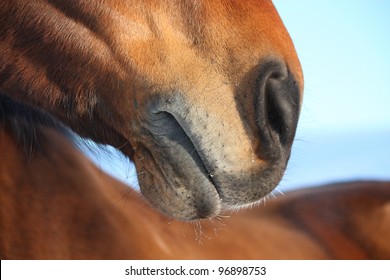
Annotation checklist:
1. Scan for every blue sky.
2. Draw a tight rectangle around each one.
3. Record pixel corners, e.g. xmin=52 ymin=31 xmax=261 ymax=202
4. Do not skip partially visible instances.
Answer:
xmin=274 ymin=0 xmax=390 ymax=131
xmin=272 ymin=0 xmax=390 ymax=191
xmin=86 ymin=1 xmax=390 ymax=192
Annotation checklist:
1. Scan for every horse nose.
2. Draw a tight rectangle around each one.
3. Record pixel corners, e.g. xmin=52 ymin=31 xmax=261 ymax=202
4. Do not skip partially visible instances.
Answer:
xmin=256 ymin=60 xmax=301 ymax=159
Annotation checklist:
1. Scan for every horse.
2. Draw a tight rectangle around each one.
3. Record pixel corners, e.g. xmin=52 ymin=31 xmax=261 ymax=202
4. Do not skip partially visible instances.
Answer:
xmin=1 ymin=97 xmax=389 ymax=259
xmin=1 ymin=0 xmax=389 ymax=259
xmin=0 ymin=0 xmax=303 ymax=220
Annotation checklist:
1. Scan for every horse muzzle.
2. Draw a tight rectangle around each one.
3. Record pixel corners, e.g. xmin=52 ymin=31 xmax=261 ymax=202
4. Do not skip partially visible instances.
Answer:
xmin=132 ymin=59 xmax=301 ymax=220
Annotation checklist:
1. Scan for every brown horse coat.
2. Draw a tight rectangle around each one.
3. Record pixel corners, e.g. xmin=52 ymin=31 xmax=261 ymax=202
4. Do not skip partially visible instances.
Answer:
xmin=1 ymin=102 xmax=389 ymax=259
xmin=1 ymin=0 xmax=389 ymax=259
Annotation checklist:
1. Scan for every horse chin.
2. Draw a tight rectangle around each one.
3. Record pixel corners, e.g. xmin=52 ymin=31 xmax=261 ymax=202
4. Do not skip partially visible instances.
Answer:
xmin=131 ymin=134 xmax=287 ymax=220
xmin=133 ymin=144 xmax=222 ymax=220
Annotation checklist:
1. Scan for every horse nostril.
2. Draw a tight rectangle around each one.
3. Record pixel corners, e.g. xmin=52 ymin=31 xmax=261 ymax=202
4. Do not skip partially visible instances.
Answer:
xmin=256 ymin=60 xmax=300 ymax=158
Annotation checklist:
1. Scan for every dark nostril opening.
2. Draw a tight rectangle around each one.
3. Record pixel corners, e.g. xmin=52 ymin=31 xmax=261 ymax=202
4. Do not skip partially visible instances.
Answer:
xmin=256 ymin=60 xmax=300 ymax=157
xmin=266 ymin=73 xmax=299 ymax=145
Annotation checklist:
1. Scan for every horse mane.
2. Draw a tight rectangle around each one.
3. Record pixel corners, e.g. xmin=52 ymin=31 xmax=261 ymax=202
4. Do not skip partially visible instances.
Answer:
xmin=0 ymin=94 xmax=73 ymax=156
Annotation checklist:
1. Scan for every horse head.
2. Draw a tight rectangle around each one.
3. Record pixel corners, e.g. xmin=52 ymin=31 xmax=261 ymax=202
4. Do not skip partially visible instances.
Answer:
xmin=0 ymin=0 xmax=303 ymax=220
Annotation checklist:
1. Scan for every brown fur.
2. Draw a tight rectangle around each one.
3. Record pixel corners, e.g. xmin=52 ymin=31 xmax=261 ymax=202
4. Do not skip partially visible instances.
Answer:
xmin=1 ymin=120 xmax=389 ymax=259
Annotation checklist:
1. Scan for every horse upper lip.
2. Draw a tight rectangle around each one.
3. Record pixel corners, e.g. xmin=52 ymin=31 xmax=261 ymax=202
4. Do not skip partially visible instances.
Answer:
xmin=149 ymin=110 xmax=220 ymax=190
xmin=185 ymin=131 xmax=220 ymax=189
xmin=171 ymin=114 xmax=220 ymax=191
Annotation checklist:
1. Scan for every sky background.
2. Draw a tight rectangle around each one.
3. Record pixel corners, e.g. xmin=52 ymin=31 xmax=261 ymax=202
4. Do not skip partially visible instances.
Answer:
xmin=272 ymin=0 xmax=390 ymax=192
xmin=85 ymin=0 xmax=390 ymax=193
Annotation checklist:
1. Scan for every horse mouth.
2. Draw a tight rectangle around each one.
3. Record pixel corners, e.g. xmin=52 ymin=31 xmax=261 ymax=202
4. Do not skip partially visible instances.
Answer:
xmin=134 ymin=111 xmax=223 ymax=220
xmin=153 ymin=112 xmax=218 ymax=186
xmin=134 ymin=109 xmax=287 ymax=221
xmin=163 ymin=113 xmax=221 ymax=190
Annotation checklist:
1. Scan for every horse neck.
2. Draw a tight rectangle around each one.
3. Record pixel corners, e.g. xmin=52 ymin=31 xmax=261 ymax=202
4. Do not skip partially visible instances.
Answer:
xmin=0 ymin=117 xmax=171 ymax=258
